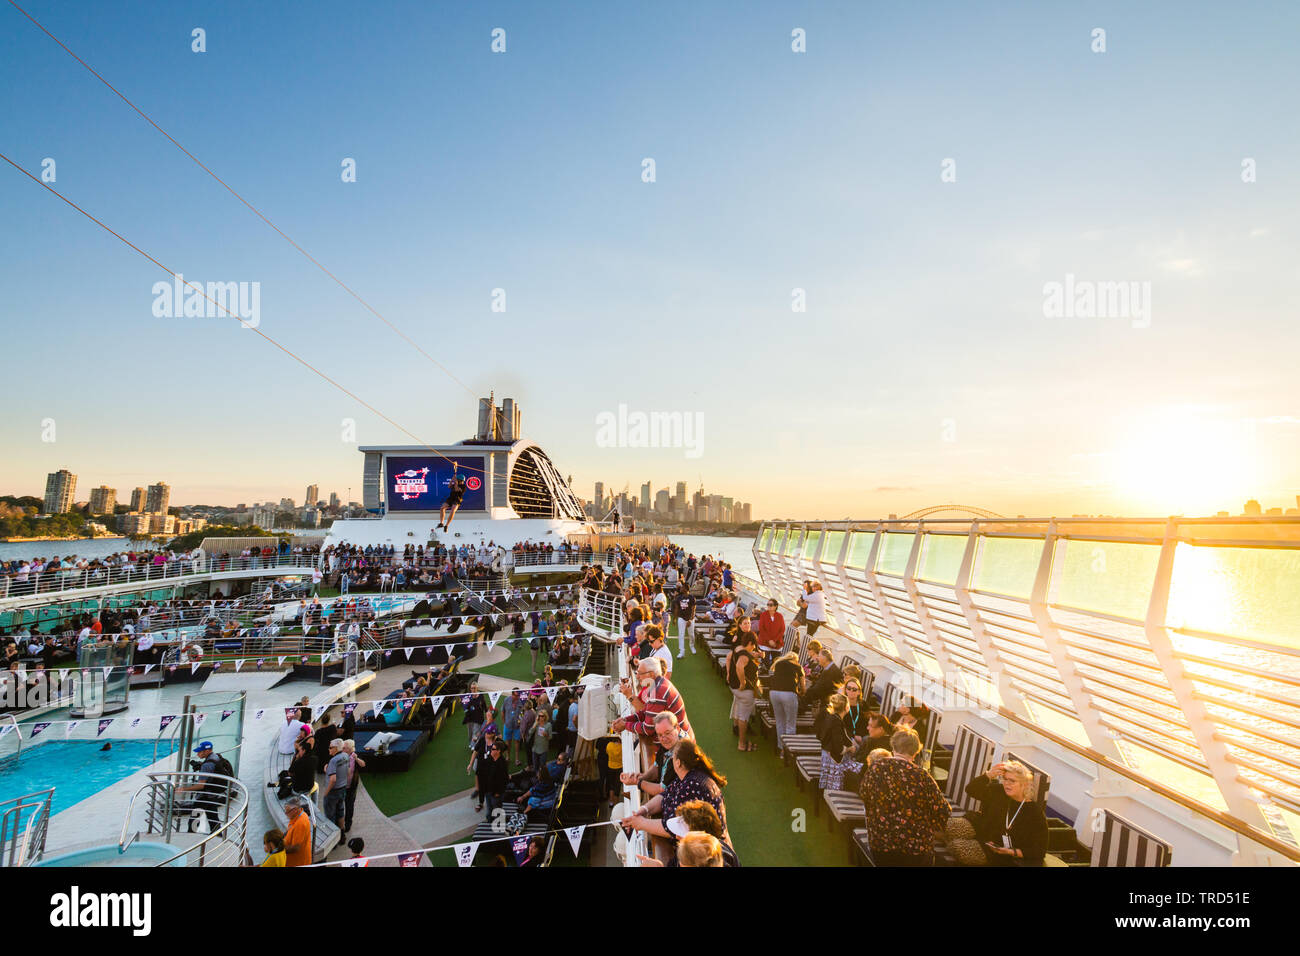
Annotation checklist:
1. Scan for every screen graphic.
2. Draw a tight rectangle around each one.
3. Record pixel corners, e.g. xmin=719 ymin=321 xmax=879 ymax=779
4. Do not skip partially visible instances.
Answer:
xmin=385 ymin=455 xmax=486 ymax=512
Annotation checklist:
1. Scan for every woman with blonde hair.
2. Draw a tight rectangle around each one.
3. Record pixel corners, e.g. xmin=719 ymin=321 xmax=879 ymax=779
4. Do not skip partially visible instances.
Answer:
xmin=677 ymin=831 xmax=724 ymax=867
xmin=953 ymin=760 xmax=1048 ymax=866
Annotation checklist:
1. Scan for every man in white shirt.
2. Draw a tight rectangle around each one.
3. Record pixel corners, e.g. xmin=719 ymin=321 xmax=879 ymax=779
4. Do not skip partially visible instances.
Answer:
xmin=646 ymin=626 xmax=674 ymax=679
xmin=310 ymin=567 xmax=323 ymax=595
xmin=278 ymin=710 xmax=308 ymax=756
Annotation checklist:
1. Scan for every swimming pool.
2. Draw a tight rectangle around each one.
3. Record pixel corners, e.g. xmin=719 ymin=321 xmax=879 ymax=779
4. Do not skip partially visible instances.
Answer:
xmin=34 ymin=841 xmax=185 ymax=867
xmin=0 ymin=739 xmax=160 ymax=813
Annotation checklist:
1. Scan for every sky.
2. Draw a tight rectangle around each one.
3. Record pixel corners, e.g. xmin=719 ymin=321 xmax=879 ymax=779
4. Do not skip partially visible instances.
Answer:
xmin=1 ymin=0 xmax=1298 ymax=520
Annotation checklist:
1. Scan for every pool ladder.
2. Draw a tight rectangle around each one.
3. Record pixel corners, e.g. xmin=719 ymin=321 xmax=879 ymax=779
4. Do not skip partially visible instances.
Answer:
xmin=0 ymin=789 xmax=53 ymax=867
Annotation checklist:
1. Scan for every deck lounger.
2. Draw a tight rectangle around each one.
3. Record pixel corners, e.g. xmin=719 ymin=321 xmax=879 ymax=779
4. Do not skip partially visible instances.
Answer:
xmin=943 ymin=725 xmax=996 ymax=815
xmin=1090 ymin=810 xmax=1172 ymax=867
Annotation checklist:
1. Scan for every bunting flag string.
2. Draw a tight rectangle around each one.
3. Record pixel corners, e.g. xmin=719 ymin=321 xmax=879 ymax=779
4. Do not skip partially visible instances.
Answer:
xmin=304 ymin=820 xmax=621 ymax=867
xmin=0 ymin=677 xmax=606 ymax=731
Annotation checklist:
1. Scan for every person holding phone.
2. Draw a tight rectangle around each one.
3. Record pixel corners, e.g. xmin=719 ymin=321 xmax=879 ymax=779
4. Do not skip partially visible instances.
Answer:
xmin=963 ymin=761 xmax=1048 ymax=866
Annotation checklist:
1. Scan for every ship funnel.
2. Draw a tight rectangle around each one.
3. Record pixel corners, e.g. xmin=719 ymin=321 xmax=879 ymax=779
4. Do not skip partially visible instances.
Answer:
xmin=476 ymin=394 xmax=522 ymax=441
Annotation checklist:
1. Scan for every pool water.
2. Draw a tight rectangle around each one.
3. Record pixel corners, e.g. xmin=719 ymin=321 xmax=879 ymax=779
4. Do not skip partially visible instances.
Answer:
xmin=0 ymin=739 xmax=160 ymax=813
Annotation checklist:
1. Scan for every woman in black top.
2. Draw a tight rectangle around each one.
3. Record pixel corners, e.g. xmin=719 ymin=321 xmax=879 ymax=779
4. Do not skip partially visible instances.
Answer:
xmin=768 ymin=651 xmax=804 ymax=742
xmin=964 ymin=761 xmax=1048 ymax=866
xmin=725 ymin=634 xmax=761 ymax=752
xmin=842 ymin=678 xmax=870 ymax=744
xmin=818 ymin=693 xmax=862 ymax=790
xmin=289 ymin=739 xmax=316 ymax=794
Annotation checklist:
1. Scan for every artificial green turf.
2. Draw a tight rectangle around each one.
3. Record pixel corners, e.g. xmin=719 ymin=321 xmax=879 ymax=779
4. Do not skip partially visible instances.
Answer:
xmin=362 ymin=705 xmax=479 ymax=816
xmin=664 ymin=622 xmax=851 ymax=867
xmin=465 ymin=640 xmax=542 ymax=685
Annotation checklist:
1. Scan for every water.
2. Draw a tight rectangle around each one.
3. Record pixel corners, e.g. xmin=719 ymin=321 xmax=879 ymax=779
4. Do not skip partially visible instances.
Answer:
xmin=667 ymin=533 xmax=758 ymax=579
xmin=0 ymin=538 xmax=134 ymax=563
xmin=0 ymin=739 xmax=159 ymax=813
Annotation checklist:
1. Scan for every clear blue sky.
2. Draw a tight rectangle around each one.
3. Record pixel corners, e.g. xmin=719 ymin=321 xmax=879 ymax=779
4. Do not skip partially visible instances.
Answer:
xmin=2 ymin=0 xmax=1298 ymax=518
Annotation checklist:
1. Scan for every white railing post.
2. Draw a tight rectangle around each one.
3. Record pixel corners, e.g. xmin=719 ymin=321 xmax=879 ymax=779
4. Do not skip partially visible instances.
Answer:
xmin=952 ymin=521 xmax=1029 ymax=719
xmin=1141 ymin=518 xmax=1279 ymax=863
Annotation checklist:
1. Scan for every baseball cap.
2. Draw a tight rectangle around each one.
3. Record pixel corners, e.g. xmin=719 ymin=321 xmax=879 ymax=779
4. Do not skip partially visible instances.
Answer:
xmin=193 ymin=740 xmax=213 ymax=753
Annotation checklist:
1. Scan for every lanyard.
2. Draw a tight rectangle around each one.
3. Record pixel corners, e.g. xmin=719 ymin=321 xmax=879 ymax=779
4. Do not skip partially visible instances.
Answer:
xmin=1005 ymin=799 xmax=1026 ymax=832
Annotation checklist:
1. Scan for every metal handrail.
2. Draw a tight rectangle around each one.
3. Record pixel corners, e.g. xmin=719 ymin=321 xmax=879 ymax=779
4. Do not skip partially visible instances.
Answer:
xmin=0 ymin=789 xmax=53 ymax=866
xmin=0 ymin=552 xmax=322 ymax=604
xmin=13 ymin=795 xmax=51 ymax=866
xmin=117 ymin=770 xmax=248 ymax=867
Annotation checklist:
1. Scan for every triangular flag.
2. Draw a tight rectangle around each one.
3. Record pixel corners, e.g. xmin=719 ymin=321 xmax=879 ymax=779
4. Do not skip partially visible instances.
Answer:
xmin=130 ymin=718 xmax=141 ymax=729
xmin=343 ymin=703 xmax=357 ymax=715
xmin=31 ymin=722 xmax=51 ymax=739
xmin=102 ymin=666 xmax=113 ymax=680
xmin=97 ymin=718 xmax=113 ymax=736
xmin=254 ymin=709 xmax=265 ymax=721
xmin=510 ymin=835 xmax=531 ymax=865
xmin=257 ymin=659 xmax=265 ymax=669
xmin=159 ymin=715 xmax=177 ymax=733
xmin=374 ymin=700 xmax=385 ymax=715
xmin=0 ymin=725 xmax=13 ymax=738
xmin=64 ymin=720 xmax=79 ymax=738
xmin=545 ymin=686 xmax=558 ymax=703
xmin=364 ymin=651 xmax=375 ymax=663
xmin=430 ymin=696 xmax=443 ymax=712
xmin=488 ymin=691 xmax=501 ymax=708
xmin=167 ymin=665 xmax=177 ymax=673
xmin=384 ymin=650 xmax=392 ymax=659
xmin=277 ymin=657 xmax=286 ymax=666
xmin=404 ymin=647 xmax=414 ymax=660
xmin=396 ymin=851 xmax=423 ymax=868
xmin=564 ymin=825 xmax=586 ymax=856
xmin=221 ymin=710 xmax=235 ymax=722
xmin=453 ymin=842 xmax=479 ymax=867
xmin=194 ymin=713 xmax=207 ymax=728
xmin=191 ymin=662 xmax=200 ymax=675
xmin=144 ymin=664 xmax=156 ymax=675
xmin=235 ymin=659 xmax=244 ymax=672
xmin=340 ymin=858 xmax=369 ymax=868
xmin=300 ymin=655 xmax=309 ymax=663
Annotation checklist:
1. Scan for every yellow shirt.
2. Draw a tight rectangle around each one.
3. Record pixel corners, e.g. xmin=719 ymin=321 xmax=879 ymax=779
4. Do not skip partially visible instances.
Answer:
xmin=261 ymin=850 xmax=286 ymax=867
xmin=606 ymin=741 xmax=623 ymax=766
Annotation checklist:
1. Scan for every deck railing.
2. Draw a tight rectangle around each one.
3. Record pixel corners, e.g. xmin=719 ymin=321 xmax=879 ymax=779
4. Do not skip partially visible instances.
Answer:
xmin=750 ymin=516 xmax=1300 ymax=865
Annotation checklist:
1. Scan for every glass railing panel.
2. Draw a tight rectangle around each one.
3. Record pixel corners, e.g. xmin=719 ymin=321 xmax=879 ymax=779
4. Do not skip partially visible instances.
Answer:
xmin=771 ymin=529 xmax=786 ymax=556
xmin=821 ymin=530 xmax=845 ymax=563
xmin=846 ymin=531 xmax=874 ymax=569
xmin=757 ymin=525 xmax=773 ymax=552
xmin=875 ymin=532 xmax=914 ymax=577
xmin=1022 ymin=698 xmax=1091 ymax=747
xmin=1050 ymin=539 xmax=1161 ymax=622
xmin=972 ymin=535 xmax=1045 ymax=599
xmin=801 ymin=529 xmax=822 ymax=560
xmin=1113 ymin=740 xmax=1227 ymax=811
xmin=1167 ymin=543 xmax=1300 ymax=650
xmin=918 ymin=532 xmax=967 ymax=586
xmin=783 ymin=527 xmax=803 ymax=556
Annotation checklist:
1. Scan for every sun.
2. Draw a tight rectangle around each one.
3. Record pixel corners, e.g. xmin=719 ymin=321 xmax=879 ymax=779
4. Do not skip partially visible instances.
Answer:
xmin=1107 ymin=407 xmax=1257 ymax=516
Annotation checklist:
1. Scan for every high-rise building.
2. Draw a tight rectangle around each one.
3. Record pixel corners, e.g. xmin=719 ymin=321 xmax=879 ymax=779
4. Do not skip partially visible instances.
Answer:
xmin=1244 ymin=499 xmax=1262 ymax=516
xmin=88 ymin=486 xmax=117 ymax=515
xmin=594 ymin=482 xmax=605 ymax=516
xmin=641 ymin=481 xmax=652 ymax=514
xmin=130 ymin=487 xmax=147 ymax=512
xmin=655 ymin=488 xmax=671 ymax=514
xmin=305 ymin=484 xmax=320 ymax=508
xmin=145 ymin=482 xmax=170 ymax=515
xmin=329 ymin=491 xmax=340 ymax=510
xmin=42 ymin=470 xmax=77 ymax=514
xmin=280 ymin=498 xmax=295 ymax=511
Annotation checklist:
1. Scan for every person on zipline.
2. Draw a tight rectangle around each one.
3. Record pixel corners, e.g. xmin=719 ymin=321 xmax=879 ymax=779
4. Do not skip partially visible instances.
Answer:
xmin=438 ymin=465 xmax=468 ymax=531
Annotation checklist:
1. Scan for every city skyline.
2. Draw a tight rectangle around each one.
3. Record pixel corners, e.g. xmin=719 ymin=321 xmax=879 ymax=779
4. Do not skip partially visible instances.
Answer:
xmin=2 ymin=3 xmax=1298 ymax=520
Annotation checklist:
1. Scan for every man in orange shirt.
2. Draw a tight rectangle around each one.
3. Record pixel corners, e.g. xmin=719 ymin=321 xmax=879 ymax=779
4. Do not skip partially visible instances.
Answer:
xmin=283 ymin=797 xmax=313 ymax=867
